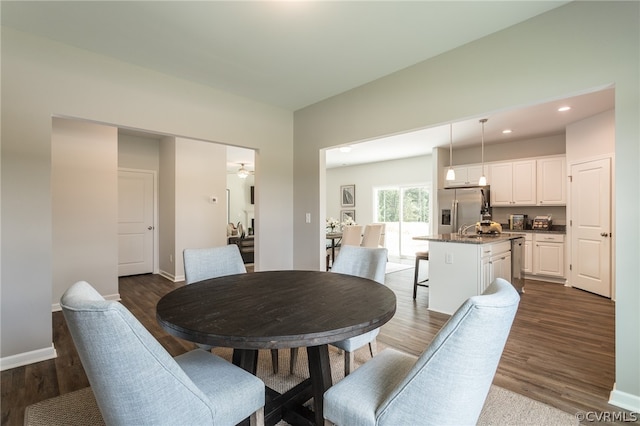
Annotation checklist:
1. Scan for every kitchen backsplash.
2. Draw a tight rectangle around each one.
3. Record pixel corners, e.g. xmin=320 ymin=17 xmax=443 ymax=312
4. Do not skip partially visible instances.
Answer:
xmin=491 ymin=206 xmax=566 ymax=227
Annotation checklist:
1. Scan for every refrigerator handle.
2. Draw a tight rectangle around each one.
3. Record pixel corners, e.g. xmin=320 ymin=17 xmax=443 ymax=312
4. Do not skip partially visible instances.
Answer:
xmin=452 ymin=200 xmax=458 ymax=232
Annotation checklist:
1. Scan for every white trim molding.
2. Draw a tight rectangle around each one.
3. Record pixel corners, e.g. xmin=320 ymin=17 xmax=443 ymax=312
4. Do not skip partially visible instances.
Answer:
xmin=0 ymin=345 xmax=57 ymax=371
xmin=609 ymin=384 xmax=640 ymax=413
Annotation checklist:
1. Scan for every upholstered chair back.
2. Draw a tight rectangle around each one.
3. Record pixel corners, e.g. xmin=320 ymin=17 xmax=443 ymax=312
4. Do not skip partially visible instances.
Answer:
xmin=183 ymin=244 xmax=246 ymax=284
xmin=331 ymin=245 xmax=388 ymax=284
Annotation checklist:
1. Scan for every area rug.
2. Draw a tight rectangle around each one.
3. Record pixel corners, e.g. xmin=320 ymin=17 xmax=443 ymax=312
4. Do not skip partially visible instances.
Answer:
xmin=25 ymin=345 xmax=576 ymax=425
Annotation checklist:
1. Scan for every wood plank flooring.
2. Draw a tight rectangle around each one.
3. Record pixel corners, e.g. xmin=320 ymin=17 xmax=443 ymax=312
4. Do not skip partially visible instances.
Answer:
xmin=2 ymin=267 xmax=634 ymax=426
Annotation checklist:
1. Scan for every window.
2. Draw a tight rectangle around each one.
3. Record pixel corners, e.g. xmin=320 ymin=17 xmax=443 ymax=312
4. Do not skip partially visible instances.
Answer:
xmin=375 ymin=185 xmax=430 ymax=259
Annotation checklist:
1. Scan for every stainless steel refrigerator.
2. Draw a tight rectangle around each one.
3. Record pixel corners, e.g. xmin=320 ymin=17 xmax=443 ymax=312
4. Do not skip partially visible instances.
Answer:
xmin=437 ymin=186 xmax=490 ymax=234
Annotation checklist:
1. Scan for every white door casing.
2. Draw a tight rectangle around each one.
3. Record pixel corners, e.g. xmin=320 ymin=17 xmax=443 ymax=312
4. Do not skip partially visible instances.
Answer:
xmin=118 ymin=170 xmax=155 ymax=276
xmin=570 ymin=158 xmax=611 ymax=297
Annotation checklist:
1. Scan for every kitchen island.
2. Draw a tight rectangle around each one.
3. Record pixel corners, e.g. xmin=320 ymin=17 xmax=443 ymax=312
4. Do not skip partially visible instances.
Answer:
xmin=414 ymin=233 xmax=525 ymax=315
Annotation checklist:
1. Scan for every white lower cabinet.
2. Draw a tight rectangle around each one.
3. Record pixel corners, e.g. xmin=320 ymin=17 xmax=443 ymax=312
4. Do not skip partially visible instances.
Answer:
xmin=532 ymin=234 xmax=565 ymax=278
xmin=481 ymin=241 xmax=512 ymax=292
xmin=523 ymin=233 xmax=533 ymax=274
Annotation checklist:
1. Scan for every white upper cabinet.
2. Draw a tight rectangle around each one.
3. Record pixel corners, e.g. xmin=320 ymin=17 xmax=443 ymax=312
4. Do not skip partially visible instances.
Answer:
xmin=444 ymin=164 xmax=484 ymax=187
xmin=488 ymin=163 xmax=513 ymax=205
xmin=489 ymin=160 xmax=536 ymax=206
xmin=537 ymin=156 xmax=566 ymax=205
xmin=445 ymin=156 xmax=566 ymax=206
xmin=512 ymin=160 xmax=537 ymax=205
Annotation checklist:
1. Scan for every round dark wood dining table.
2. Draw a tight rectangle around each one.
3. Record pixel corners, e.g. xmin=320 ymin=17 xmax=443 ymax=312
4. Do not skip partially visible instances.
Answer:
xmin=156 ymin=270 xmax=396 ymax=426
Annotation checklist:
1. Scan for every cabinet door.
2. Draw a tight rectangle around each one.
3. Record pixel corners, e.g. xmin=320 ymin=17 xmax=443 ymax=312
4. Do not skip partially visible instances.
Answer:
xmin=512 ymin=160 xmax=537 ymax=205
xmin=537 ymin=157 xmax=566 ymax=205
xmin=466 ymin=165 xmax=485 ymax=186
xmin=444 ymin=165 xmax=469 ymax=187
xmin=445 ymin=165 xmax=484 ymax=187
xmin=534 ymin=241 xmax=564 ymax=277
xmin=489 ymin=163 xmax=513 ymax=205
xmin=491 ymin=252 xmax=512 ymax=283
xmin=481 ymin=256 xmax=492 ymax=293
xmin=524 ymin=239 xmax=533 ymax=273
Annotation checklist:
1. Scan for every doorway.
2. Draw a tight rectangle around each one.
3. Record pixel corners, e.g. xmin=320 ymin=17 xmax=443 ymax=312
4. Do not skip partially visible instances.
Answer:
xmin=118 ymin=169 xmax=156 ymax=276
xmin=569 ymin=157 xmax=612 ymax=298
xmin=374 ymin=185 xmax=430 ymax=260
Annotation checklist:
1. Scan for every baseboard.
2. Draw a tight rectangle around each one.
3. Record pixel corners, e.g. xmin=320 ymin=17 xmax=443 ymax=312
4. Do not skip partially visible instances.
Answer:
xmin=524 ymin=274 xmax=566 ymax=285
xmin=0 ymin=344 xmax=57 ymax=371
xmin=51 ymin=292 xmax=120 ymax=312
xmin=609 ymin=385 xmax=640 ymax=413
xmin=158 ymin=270 xmax=184 ymax=283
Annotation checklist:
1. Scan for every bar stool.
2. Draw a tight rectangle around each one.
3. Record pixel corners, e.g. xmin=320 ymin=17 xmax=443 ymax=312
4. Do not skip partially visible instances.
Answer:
xmin=413 ymin=251 xmax=429 ymax=299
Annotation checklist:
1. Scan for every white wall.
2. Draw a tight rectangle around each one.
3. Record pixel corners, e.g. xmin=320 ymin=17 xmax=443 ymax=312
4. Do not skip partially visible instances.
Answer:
xmin=326 ymin=155 xmax=432 ymax=226
xmin=450 ymin=134 xmax=566 ymax=167
xmin=52 ymin=118 xmax=119 ymax=309
xmin=1 ymin=28 xmax=293 ymax=369
xmin=566 ymin=109 xmax=615 ymax=161
xmin=118 ymin=133 xmax=161 ymax=172
xmin=173 ymin=137 xmax=228 ymax=281
xmin=158 ymin=137 xmax=177 ymax=279
xmin=293 ymin=2 xmax=639 ymax=410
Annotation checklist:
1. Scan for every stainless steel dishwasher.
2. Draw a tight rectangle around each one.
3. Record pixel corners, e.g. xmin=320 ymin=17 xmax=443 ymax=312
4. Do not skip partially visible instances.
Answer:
xmin=510 ymin=237 xmax=525 ymax=293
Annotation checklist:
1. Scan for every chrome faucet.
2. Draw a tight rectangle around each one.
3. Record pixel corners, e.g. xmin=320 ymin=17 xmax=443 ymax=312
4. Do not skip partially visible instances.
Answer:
xmin=458 ymin=223 xmax=476 ymax=236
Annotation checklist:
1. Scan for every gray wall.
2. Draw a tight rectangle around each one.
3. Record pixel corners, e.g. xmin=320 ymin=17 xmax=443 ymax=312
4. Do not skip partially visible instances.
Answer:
xmin=294 ymin=2 xmax=639 ymax=409
xmin=1 ymin=27 xmax=293 ymax=369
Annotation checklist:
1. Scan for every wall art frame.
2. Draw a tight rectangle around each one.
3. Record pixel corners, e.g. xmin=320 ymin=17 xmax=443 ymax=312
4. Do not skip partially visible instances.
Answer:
xmin=340 ymin=184 xmax=355 ymax=207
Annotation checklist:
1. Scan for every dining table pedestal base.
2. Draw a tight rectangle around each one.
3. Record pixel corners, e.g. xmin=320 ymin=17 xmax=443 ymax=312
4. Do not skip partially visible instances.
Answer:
xmin=234 ymin=345 xmax=332 ymax=426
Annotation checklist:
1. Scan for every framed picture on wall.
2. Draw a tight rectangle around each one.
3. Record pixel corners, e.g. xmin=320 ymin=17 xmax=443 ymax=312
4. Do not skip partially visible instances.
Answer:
xmin=341 ymin=210 xmax=356 ymax=224
xmin=340 ymin=184 xmax=355 ymax=207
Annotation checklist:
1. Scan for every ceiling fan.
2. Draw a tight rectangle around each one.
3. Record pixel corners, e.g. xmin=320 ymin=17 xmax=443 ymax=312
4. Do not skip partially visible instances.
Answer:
xmin=236 ymin=163 xmax=254 ymax=179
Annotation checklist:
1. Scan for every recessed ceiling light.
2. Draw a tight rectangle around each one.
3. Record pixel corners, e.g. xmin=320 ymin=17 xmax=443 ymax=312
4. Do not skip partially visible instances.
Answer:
xmin=339 ymin=146 xmax=352 ymax=153
xmin=502 ymin=129 xmax=512 ymax=134
xmin=558 ymin=106 xmax=571 ymax=112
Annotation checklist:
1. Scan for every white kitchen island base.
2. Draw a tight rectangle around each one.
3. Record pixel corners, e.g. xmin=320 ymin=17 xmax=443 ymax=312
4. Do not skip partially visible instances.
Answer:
xmin=420 ymin=234 xmax=522 ymax=315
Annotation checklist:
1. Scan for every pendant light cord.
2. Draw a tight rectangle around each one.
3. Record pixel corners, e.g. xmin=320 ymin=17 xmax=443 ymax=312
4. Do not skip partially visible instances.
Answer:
xmin=449 ymin=123 xmax=453 ymax=167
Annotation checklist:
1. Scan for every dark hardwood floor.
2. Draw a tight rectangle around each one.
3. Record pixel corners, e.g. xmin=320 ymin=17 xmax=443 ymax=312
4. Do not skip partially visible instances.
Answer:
xmin=2 ymin=266 xmax=633 ymax=426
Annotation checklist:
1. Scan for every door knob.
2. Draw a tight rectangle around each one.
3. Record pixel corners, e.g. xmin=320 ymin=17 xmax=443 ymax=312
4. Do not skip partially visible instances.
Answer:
xmin=600 ymin=232 xmax=608 ymax=237
xmin=148 ymin=226 xmax=154 ymax=230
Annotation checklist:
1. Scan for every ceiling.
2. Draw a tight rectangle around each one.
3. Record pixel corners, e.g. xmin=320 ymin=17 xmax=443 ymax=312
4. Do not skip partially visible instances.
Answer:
xmin=4 ymin=1 xmax=612 ymax=172
xmin=325 ymin=87 xmax=615 ymax=169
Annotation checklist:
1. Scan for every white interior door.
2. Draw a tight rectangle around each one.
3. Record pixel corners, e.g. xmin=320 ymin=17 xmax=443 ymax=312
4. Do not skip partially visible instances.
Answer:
xmin=118 ymin=170 xmax=155 ymax=276
xmin=570 ymin=158 xmax=611 ymax=297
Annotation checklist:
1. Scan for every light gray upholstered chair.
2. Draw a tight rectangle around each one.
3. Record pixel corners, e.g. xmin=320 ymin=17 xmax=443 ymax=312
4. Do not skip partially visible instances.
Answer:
xmin=183 ymin=244 xmax=247 ymax=285
xmin=323 ymin=278 xmax=520 ymax=426
xmin=61 ymin=281 xmax=265 ymax=426
xmin=329 ymin=245 xmax=388 ymax=376
xmin=183 ymin=244 xmax=280 ymax=374
xmin=289 ymin=245 xmax=388 ymax=375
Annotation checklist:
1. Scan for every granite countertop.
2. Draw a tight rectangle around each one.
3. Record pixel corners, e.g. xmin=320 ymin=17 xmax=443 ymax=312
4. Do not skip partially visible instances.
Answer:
xmin=415 ymin=233 xmax=526 ymax=245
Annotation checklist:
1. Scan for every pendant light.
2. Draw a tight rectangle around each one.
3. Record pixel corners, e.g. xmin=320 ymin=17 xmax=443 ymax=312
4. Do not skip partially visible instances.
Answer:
xmin=445 ymin=123 xmax=456 ymax=181
xmin=478 ymin=118 xmax=488 ymax=186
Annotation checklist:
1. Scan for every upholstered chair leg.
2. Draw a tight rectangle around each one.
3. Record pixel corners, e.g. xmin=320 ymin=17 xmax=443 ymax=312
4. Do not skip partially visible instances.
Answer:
xmin=270 ymin=349 xmax=279 ymax=374
xmin=289 ymin=347 xmax=299 ymax=374
xmin=368 ymin=339 xmax=377 ymax=358
xmin=344 ymin=351 xmax=355 ymax=376
xmin=250 ymin=407 xmax=265 ymax=426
